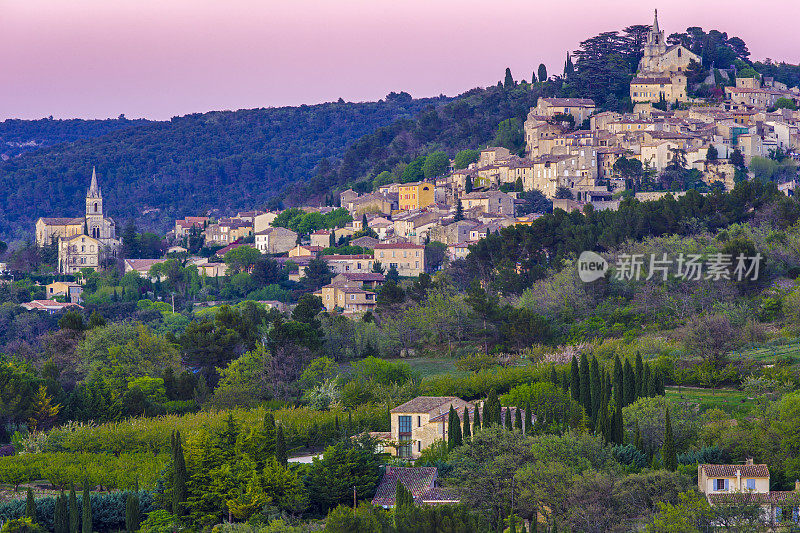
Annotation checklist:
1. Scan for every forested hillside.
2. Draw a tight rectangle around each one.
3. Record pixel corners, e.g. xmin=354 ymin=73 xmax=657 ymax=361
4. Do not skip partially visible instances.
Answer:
xmin=0 ymin=116 xmax=150 ymax=160
xmin=0 ymin=94 xmax=443 ymax=239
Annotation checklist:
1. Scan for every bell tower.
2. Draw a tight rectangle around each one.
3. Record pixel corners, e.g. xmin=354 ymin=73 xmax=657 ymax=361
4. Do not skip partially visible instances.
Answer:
xmin=85 ymin=167 xmax=104 ymax=239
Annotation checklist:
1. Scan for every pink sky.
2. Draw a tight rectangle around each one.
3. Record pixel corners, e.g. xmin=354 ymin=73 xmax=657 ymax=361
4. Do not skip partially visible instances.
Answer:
xmin=2 ymin=0 xmax=798 ymax=121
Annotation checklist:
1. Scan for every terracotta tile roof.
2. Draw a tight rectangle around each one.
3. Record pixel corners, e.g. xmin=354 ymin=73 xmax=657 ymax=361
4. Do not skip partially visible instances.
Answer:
xmin=323 ymin=254 xmax=373 ymax=260
xmin=708 ymin=491 xmax=794 ymax=504
xmin=21 ymin=300 xmax=83 ymax=311
xmin=391 ymin=396 xmax=464 ymax=414
xmin=701 ymin=464 xmax=770 ymax=478
xmin=419 ymin=487 xmax=460 ymax=504
xmin=374 ymin=242 xmax=424 ymax=250
xmin=632 ymin=77 xmax=673 ymax=84
xmin=542 ymin=97 xmax=596 ymax=107
xmin=125 ymin=258 xmax=166 ymax=271
xmin=39 ymin=217 xmax=83 ymax=225
xmin=372 ymin=467 xmax=438 ymax=507
xmin=336 ymin=272 xmax=385 ymax=282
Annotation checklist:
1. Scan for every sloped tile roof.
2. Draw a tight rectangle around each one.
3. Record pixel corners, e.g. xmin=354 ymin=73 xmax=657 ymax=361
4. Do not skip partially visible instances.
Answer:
xmin=701 ymin=464 xmax=769 ymax=478
xmin=372 ymin=467 xmax=438 ymax=507
xmin=391 ymin=397 xmax=462 ymax=414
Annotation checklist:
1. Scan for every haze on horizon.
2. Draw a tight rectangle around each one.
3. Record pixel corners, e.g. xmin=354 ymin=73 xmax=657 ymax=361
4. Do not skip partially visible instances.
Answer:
xmin=2 ymin=0 xmax=798 ymax=121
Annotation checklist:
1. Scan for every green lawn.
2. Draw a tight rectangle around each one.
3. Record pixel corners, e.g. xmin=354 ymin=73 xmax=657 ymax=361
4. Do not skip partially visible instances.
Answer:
xmin=733 ymin=338 xmax=800 ymax=365
xmin=402 ymin=358 xmax=470 ymax=379
xmin=665 ymin=386 xmax=754 ymax=415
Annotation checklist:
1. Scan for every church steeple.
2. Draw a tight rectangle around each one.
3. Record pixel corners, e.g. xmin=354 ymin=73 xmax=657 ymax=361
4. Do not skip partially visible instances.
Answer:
xmin=87 ymin=166 xmax=102 ymax=199
xmin=652 ymin=9 xmax=660 ymax=36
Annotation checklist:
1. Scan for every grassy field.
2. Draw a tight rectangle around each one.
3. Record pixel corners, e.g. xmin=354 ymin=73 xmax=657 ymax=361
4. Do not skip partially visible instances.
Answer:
xmin=402 ymin=358 xmax=470 ymax=379
xmin=733 ymin=337 xmax=800 ymax=365
xmin=665 ymin=385 xmax=755 ymax=415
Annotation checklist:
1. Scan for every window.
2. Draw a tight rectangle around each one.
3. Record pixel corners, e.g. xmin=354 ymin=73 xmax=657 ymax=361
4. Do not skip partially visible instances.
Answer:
xmin=398 ymin=416 xmax=411 ymax=434
xmin=714 ymin=479 xmax=729 ymax=491
xmin=746 ymin=479 xmax=756 ymax=490
xmin=398 ymin=435 xmax=411 ymax=458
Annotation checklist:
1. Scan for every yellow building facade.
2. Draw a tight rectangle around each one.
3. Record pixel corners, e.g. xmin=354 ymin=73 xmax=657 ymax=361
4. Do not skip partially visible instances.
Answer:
xmin=397 ymin=182 xmax=434 ymax=211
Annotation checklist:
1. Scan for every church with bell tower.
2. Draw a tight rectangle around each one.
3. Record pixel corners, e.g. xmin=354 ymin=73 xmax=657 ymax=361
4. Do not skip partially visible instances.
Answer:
xmin=34 ymin=167 xmax=120 ymax=273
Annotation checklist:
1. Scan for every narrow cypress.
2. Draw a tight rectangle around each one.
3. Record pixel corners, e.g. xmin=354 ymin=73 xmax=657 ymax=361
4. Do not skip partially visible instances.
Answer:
xmin=494 ymin=401 xmax=502 ymax=428
xmin=514 ymin=408 xmax=523 ymax=431
xmin=579 ymin=353 xmax=591 ymax=416
xmin=482 ymin=398 xmax=491 ymax=427
xmin=462 ymin=407 xmax=471 ymax=441
xmin=550 ymin=365 xmax=558 ymax=386
xmin=172 ymin=431 xmax=187 ymax=518
xmin=81 ymin=483 xmax=91 ymax=533
xmin=642 ymin=365 xmax=651 ymax=398
xmin=473 ymin=405 xmax=481 ymax=434
xmin=69 ymin=485 xmax=79 ymax=533
xmin=26 ymin=488 xmax=36 ymax=523
xmin=662 ymin=408 xmax=677 ymax=471
xmin=623 ymin=359 xmax=636 ymax=407
xmin=125 ymin=492 xmax=140 ymax=533
xmin=570 ymin=355 xmax=580 ymax=403
xmin=524 ymin=404 xmax=532 ymax=435
xmin=613 ymin=403 xmax=624 ymax=445
xmin=612 ymin=356 xmax=623 ymax=407
xmin=276 ymin=425 xmax=287 ymax=466
xmin=589 ymin=356 xmax=601 ymax=425
xmin=647 ymin=368 xmax=657 ymax=397
xmin=635 ymin=352 xmax=644 ymax=399
xmin=453 ymin=408 xmax=463 ymax=447
xmin=504 ymin=407 xmax=513 ymax=431
xmin=447 ymin=406 xmax=456 ymax=449
xmin=54 ymin=492 xmax=68 ymax=533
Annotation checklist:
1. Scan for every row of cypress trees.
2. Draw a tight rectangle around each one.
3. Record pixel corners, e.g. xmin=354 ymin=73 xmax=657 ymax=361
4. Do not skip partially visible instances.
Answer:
xmin=26 ymin=483 xmax=92 ymax=533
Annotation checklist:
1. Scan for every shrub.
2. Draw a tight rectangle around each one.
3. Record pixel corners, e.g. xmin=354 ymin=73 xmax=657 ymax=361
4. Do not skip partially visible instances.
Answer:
xmin=613 ymin=444 xmax=647 ymax=469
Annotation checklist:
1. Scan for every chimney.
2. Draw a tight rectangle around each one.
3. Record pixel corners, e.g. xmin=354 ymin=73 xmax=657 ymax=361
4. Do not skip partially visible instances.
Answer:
xmin=745 ymin=458 xmax=754 ymax=465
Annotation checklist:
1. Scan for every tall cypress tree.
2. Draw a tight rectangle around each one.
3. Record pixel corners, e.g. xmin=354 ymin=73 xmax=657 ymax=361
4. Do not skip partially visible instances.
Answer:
xmin=55 ymin=492 xmax=68 ymax=533
xmin=656 ymin=370 xmax=665 ymax=396
xmin=505 ymin=407 xmax=513 ymax=431
xmin=172 ymin=431 xmax=187 ymax=519
xmin=623 ymin=360 xmax=636 ymax=407
xmin=642 ymin=365 xmax=651 ymax=398
xmin=447 ymin=407 xmax=456 ymax=450
xmin=589 ymin=356 xmax=601 ymax=424
xmin=473 ymin=406 xmax=481 ymax=434
xmin=453 ymin=407 xmax=463 ymax=447
xmin=524 ymin=404 xmax=532 ymax=435
xmin=612 ymin=356 xmax=623 ymax=407
xmin=595 ymin=401 xmax=610 ymax=442
xmin=550 ymin=365 xmax=558 ymax=386
xmin=579 ymin=354 xmax=591 ymax=416
xmin=69 ymin=485 xmax=79 ymax=533
xmin=613 ymin=403 xmax=624 ymax=445
xmin=26 ymin=488 xmax=36 ymax=523
xmin=647 ymin=367 xmax=657 ymax=398
xmin=514 ymin=408 xmax=523 ymax=431
xmin=662 ymin=408 xmax=677 ymax=471
xmin=462 ymin=407 xmax=471 ymax=441
xmin=125 ymin=492 xmax=140 ymax=533
xmin=494 ymin=402 xmax=502 ymax=428
xmin=635 ymin=352 xmax=644 ymax=399
xmin=570 ymin=356 xmax=580 ymax=403
xmin=276 ymin=425 xmax=287 ymax=466
xmin=81 ymin=483 xmax=91 ymax=533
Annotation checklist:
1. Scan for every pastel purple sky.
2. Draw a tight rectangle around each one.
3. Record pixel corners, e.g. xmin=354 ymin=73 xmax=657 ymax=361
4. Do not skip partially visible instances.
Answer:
xmin=3 ymin=0 xmax=798 ymax=121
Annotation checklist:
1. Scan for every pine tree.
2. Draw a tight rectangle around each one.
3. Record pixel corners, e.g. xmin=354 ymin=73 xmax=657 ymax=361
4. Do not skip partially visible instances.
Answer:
xmin=579 ymin=354 xmax=591 ymax=417
xmin=26 ymin=487 xmax=36 ymax=523
xmin=462 ymin=407 xmax=471 ymax=441
xmin=589 ymin=357 xmax=601 ymax=425
xmin=125 ymin=492 xmax=140 ymax=533
xmin=504 ymin=67 xmax=515 ymax=89
xmin=452 ymin=407 xmax=463 ymax=447
xmin=635 ymin=352 xmax=644 ymax=399
xmin=662 ymin=408 xmax=677 ymax=471
xmin=447 ymin=406 xmax=457 ymax=450
xmin=81 ymin=483 xmax=91 ymax=533
xmin=524 ymin=404 xmax=532 ymax=435
xmin=276 ymin=425 xmax=287 ymax=466
xmin=172 ymin=431 xmax=187 ymax=519
xmin=623 ymin=360 xmax=636 ymax=407
xmin=570 ymin=356 xmax=580 ymax=403
xmin=642 ymin=364 xmax=651 ymax=398
xmin=514 ymin=408 xmax=523 ymax=432
xmin=473 ymin=405 xmax=481 ymax=434
xmin=69 ymin=485 xmax=79 ymax=533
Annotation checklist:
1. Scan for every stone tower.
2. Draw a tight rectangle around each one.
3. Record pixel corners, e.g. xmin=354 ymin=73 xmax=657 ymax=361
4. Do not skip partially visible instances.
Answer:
xmin=641 ymin=9 xmax=667 ymax=73
xmin=85 ymin=167 xmax=104 ymax=239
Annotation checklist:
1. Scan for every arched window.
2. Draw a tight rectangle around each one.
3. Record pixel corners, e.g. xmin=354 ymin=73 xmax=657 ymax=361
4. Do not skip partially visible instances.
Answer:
xmin=677 ymin=48 xmax=682 ymax=58
xmin=94 ymin=202 xmax=99 ymax=213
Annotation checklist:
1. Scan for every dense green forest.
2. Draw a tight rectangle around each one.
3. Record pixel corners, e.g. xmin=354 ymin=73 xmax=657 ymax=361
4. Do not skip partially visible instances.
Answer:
xmin=0 ymin=94 xmax=444 ymax=239
xmin=0 ymin=117 xmax=150 ymax=160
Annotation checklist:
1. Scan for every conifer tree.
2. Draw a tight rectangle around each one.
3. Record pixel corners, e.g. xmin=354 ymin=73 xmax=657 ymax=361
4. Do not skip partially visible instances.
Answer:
xmin=505 ymin=407 xmax=513 ymax=431
xmin=465 ymin=174 xmax=473 ymax=194
xmin=656 ymin=370 xmax=665 ymax=396
xmin=613 ymin=403 xmax=624 ymax=445
xmin=579 ymin=354 xmax=591 ymax=416
xmin=125 ymin=492 xmax=140 ymax=533
xmin=462 ymin=407 xmax=471 ymax=441
xmin=172 ymin=431 xmax=187 ymax=518
xmin=55 ymin=492 xmax=68 ymax=533
xmin=589 ymin=357 xmax=601 ymax=425
xmin=633 ymin=421 xmax=643 ymax=451
xmin=26 ymin=487 xmax=36 ymax=523
xmin=623 ymin=360 xmax=636 ymax=406
xmin=635 ymin=352 xmax=644 ymax=397
xmin=453 ymin=407 xmax=463 ymax=447
xmin=447 ymin=407 xmax=457 ymax=450
xmin=276 ymin=425 xmax=287 ymax=466
xmin=570 ymin=355 xmax=580 ymax=403
xmin=595 ymin=401 xmax=610 ymax=442
xmin=504 ymin=67 xmax=515 ymax=89
xmin=263 ymin=412 xmax=277 ymax=456
xmin=473 ymin=406 xmax=481 ymax=434
xmin=612 ymin=356 xmax=623 ymax=407
xmin=81 ymin=483 xmax=91 ymax=533
xmin=550 ymin=365 xmax=557 ymax=386
xmin=514 ymin=408 xmax=523 ymax=431
xmin=69 ymin=485 xmax=79 ymax=533
xmin=662 ymin=408 xmax=677 ymax=471
xmin=642 ymin=364 xmax=651 ymax=397
xmin=647 ymin=368 xmax=657 ymax=398
xmin=524 ymin=404 xmax=532 ymax=435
